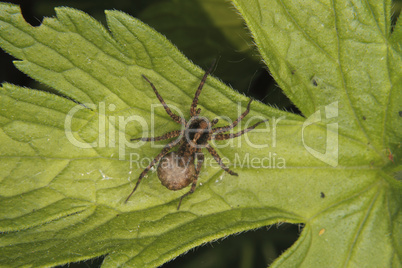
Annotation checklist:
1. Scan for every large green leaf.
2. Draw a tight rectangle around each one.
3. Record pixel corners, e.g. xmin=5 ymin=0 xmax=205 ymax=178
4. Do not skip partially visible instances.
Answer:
xmin=0 ymin=1 xmax=400 ymax=268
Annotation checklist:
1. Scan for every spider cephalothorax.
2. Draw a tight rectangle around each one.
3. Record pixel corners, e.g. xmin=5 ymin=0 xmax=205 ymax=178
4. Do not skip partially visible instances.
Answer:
xmin=125 ymin=64 xmax=268 ymax=209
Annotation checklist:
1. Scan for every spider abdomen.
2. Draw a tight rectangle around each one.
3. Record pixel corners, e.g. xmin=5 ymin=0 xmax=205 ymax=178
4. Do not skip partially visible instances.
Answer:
xmin=157 ymin=152 xmax=196 ymax=190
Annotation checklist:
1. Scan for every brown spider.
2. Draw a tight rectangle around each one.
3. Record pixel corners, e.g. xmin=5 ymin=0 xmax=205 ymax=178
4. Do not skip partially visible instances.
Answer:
xmin=125 ymin=64 xmax=268 ymax=209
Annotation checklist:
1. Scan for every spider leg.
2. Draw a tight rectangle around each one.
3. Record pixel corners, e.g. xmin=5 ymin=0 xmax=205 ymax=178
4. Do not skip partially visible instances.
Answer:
xmin=212 ymin=119 xmax=269 ymax=140
xmin=212 ymin=99 xmax=252 ymax=134
xmin=142 ymin=75 xmax=186 ymax=125
xmin=131 ymin=130 xmax=183 ymax=142
xmin=125 ymin=138 xmax=179 ymax=203
xmin=177 ymin=149 xmax=204 ymax=210
xmin=211 ymin=118 xmax=219 ymax=127
xmin=190 ymin=60 xmax=216 ymax=116
xmin=206 ymin=144 xmax=238 ymax=176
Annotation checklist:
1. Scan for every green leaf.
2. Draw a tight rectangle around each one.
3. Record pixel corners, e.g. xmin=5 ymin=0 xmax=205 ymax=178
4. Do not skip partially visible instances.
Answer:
xmin=0 ymin=1 xmax=400 ymax=268
xmin=231 ymin=0 xmax=402 ymax=266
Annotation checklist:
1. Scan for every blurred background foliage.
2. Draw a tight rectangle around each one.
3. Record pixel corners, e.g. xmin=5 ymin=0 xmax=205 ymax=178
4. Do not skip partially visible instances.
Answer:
xmin=0 ymin=0 xmax=400 ymax=267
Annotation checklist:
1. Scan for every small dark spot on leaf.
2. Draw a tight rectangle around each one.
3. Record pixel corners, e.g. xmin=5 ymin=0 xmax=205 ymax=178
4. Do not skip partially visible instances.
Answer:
xmin=291 ymin=69 xmax=295 ymax=75
xmin=362 ymin=116 xmax=366 ymax=120
xmin=399 ymin=111 xmax=402 ymax=117
xmin=320 ymin=192 xmax=325 ymax=198
xmin=311 ymin=78 xmax=318 ymax=86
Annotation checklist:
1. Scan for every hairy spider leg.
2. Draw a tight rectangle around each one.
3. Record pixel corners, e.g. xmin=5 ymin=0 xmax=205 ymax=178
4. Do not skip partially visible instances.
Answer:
xmin=131 ymin=130 xmax=183 ymax=142
xmin=211 ymin=118 xmax=219 ymax=127
xmin=177 ymin=149 xmax=205 ymax=210
xmin=190 ymin=61 xmax=216 ymax=116
xmin=205 ymin=144 xmax=238 ymax=176
xmin=142 ymin=74 xmax=185 ymax=125
xmin=212 ymin=99 xmax=253 ymax=134
xmin=125 ymin=138 xmax=181 ymax=203
xmin=213 ymin=119 xmax=269 ymax=141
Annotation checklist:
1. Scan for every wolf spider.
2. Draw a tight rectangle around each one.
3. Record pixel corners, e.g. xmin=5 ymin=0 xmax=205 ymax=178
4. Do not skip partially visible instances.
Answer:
xmin=125 ymin=64 xmax=268 ymax=209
